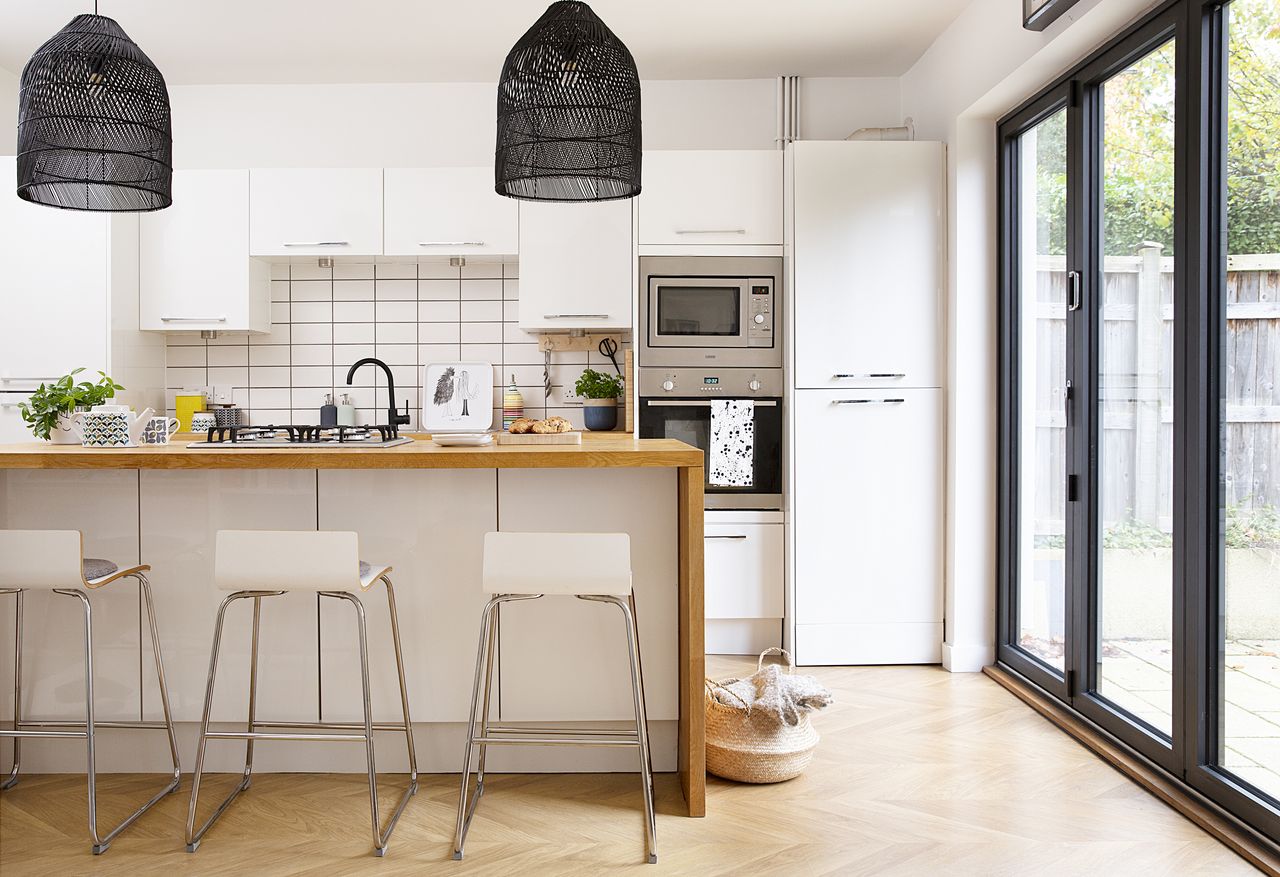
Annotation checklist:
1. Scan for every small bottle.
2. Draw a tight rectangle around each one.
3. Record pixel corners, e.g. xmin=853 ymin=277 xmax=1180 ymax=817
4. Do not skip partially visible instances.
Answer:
xmin=337 ymin=393 xmax=357 ymax=426
xmin=503 ymin=374 xmax=524 ymax=429
xmin=319 ymin=393 xmax=337 ymax=426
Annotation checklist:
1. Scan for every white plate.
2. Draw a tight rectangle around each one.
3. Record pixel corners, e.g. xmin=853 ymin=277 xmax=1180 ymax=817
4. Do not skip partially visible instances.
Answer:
xmin=430 ymin=433 xmax=494 ymax=447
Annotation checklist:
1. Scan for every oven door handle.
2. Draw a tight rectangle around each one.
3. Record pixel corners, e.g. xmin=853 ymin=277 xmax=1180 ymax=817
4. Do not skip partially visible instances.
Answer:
xmin=645 ymin=400 xmax=778 ymax=408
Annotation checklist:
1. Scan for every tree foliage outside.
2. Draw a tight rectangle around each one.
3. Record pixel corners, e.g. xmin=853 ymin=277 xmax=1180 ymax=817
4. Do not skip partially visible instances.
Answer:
xmin=1032 ymin=0 xmax=1280 ymax=257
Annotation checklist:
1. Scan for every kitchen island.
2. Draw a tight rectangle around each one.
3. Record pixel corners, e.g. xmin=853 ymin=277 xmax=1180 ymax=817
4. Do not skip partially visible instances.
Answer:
xmin=0 ymin=434 xmax=706 ymax=816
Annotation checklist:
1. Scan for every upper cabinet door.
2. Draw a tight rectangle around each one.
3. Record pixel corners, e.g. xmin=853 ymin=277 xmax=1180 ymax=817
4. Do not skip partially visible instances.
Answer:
xmin=0 ymin=158 xmax=110 ymax=379
xmin=140 ymin=170 xmax=270 ymax=333
xmin=383 ymin=167 xmax=518 ymax=256
xmin=249 ymin=168 xmax=383 ymax=256
xmin=791 ymin=141 xmax=944 ymax=389
xmin=518 ymin=200 xmax=633 ymax=331
xmin=639 ymin=150 xmax=782 ymax=247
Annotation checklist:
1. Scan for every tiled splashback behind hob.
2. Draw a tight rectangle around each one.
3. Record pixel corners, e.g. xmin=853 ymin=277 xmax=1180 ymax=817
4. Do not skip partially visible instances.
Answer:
xmin=165 ymin=261 xmax=625 ymax=431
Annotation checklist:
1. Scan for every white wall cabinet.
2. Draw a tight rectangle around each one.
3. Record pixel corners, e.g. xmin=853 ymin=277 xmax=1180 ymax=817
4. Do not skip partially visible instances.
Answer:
xmin=792 ymin=388 xmax=943 ymax=665
xmin=517 ymin=199 xmax=633 ymax=331
xmin=383 ymin=167 xmax=518 ymax=257
xmin=0 ymin=156 xmax=164 ymax=432
xmin=249 ymin=168 xmax=383 ymax=257
xmin=791 ymin=141 xmax=944 ymax=389
xmin=639 ymin=150 xmax=782 ymax=249
xmin=140 ymin=170 xmax=271 ymax=333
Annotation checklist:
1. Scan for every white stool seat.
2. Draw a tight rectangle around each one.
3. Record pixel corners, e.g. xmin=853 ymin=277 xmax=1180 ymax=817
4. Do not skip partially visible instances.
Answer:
xmin=0 ymin=530 xmax=147 ymax=591
xmin=214 ymin=530 xmax=390 ymax=593
xmin=482 ymin=532 xmax=631 ymax=596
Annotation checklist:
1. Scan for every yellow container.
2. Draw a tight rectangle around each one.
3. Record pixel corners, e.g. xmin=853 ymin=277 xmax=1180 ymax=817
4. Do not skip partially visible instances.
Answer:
xmin=175 ymin=393 xmax=207 ymax=433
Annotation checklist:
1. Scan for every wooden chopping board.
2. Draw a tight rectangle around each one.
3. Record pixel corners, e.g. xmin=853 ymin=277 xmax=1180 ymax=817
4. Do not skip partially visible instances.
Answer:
xmin=494 ymin=431 xmax=583 ymax=445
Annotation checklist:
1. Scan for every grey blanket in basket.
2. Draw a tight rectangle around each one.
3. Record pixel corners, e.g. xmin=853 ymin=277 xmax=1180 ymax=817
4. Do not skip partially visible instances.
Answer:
xmin=711 ymin=665 xmax=833 ymax=727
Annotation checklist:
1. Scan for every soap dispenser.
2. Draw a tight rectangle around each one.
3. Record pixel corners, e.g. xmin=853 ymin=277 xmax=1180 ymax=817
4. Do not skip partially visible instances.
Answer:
xmin=337 ymin=393 xmax=357 ymax=426
xmin=320 ymin=393 xmax=337 ymax=426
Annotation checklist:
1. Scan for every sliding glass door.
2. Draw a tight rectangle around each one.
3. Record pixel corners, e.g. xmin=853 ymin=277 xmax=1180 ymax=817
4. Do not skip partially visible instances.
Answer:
xmin=999 ymin=0 xmax=1279 ymax=843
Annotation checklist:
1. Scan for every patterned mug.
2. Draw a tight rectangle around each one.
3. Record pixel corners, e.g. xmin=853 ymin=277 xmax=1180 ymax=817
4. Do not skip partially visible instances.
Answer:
xmin=190 ymin=412 xmax=217 ymax=434
xmin=142 ymin=416 xmax=180 ymax=445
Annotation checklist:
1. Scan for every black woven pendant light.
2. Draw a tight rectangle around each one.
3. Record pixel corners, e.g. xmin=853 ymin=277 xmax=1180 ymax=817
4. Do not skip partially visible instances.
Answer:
xmin=496 ymin=1 xmax=641 ymax=202
xmin=16 ymin=12 xmax=172 ymax=211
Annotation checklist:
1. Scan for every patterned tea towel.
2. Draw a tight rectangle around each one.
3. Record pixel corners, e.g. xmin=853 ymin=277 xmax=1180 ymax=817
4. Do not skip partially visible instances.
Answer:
xmin=710 ymin=399 xmax=754 ymax=487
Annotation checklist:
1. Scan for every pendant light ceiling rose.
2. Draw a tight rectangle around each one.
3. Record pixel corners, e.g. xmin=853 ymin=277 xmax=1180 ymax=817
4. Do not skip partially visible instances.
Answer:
xmin=496 ymin=0 xmax=641 ymax=202
xmin=16 ymin=13 xmax=172 ymax=212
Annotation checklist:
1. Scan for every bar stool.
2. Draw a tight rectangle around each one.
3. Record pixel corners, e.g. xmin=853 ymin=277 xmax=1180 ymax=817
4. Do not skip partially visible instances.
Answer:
xmin=185 ymin=530 xmax=417 ymax=857
xmin=0 ymin=529 xmax=181 ymax=855
xmin=453 ymin=531 xmax=657 ymax=864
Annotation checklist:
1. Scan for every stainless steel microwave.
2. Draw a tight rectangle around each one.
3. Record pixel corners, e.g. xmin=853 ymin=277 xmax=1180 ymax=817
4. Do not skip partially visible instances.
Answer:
xmin=639 ymin=256 xmax=782 ymax=368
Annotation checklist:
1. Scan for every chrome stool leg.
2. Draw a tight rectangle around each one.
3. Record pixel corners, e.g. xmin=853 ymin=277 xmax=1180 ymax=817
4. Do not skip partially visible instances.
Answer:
xmin=186 ymin=590 xmax=273 ymax=852
xmin=1 ymin=590 xmax=22 ymax=791
xmin=138 ymin=574 xmax=183 ymax=793
xmin=454 ymin=593 xmax=538 ymax=860
xmin=382 ymin=576 xmax=419 ymax=793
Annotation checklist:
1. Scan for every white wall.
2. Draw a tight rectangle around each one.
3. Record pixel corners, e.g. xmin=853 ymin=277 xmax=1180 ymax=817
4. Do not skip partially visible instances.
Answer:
xmin=0 ymin=66 xmax=15 ymax=155
xmin=160 ymin=77 xmax=900 ymax=169
xmin=900 ymin=0 xmax=1162 ymax=671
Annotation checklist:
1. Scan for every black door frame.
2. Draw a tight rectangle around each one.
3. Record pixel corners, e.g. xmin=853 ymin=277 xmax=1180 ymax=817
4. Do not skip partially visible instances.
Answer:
xmin=996 ymin=0 xmax=1280 ymax=844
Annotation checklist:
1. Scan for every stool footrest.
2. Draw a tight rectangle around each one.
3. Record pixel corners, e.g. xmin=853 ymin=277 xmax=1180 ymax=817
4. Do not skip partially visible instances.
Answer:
xmin=485 ymin=725 xmax=639 ymax=738
xmin=471 ymin=734 xmax=641 ymax=747
xmin=204 ymin=731 xmax=367 ymax=743
xmin=0 ymin=729 xmax=88 ymax=739
xmin=249 ymin=720 xmax=411 ymax=733
xmin=8 ymin=720 xmax=173 ymax=731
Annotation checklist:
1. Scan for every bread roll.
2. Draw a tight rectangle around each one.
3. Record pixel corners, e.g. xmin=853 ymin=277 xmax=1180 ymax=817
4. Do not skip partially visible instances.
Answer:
xmin=508 ymin=417 xmax=536 ymax=434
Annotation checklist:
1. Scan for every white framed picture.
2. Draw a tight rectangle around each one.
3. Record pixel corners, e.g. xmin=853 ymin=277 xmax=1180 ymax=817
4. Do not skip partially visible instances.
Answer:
xmin=422 ymin=362 xmax=494 ymax=433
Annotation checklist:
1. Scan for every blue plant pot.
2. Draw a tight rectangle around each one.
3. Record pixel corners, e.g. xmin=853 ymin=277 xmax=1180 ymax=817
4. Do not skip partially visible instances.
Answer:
xmin=583 ymin=400 xmax=618 ymax=431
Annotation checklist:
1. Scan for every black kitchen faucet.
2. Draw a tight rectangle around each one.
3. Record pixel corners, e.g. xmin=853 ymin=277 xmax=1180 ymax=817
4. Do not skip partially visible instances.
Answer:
xmin=346 ymin=357 xmax=411 ymax=434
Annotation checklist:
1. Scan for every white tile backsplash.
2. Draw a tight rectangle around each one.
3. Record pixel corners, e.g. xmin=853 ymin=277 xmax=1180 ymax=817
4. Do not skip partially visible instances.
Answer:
xmin=165 ymin=262 xmax=624 ymax=431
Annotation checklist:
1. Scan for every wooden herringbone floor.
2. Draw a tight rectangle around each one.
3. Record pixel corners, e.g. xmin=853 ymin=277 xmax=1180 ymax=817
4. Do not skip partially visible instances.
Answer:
xmin=0 ymin=658 xmax=1258 ymax=876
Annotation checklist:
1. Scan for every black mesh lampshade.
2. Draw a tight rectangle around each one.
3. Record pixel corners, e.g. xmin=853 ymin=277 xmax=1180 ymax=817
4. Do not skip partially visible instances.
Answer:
xmin=16 ymin=14 xmax=172 ymax=212
xmin=496 ymin=1 xmax=641 ymax=202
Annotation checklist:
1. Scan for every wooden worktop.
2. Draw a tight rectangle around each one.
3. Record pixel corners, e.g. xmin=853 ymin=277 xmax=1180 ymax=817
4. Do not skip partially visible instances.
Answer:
xmin=0 ymin=433 xmax=704 ymax=470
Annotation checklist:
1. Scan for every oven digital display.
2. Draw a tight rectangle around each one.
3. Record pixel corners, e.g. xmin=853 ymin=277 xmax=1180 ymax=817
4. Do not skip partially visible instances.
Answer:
xmin=703 ymin=377 xmax=719 ymax=385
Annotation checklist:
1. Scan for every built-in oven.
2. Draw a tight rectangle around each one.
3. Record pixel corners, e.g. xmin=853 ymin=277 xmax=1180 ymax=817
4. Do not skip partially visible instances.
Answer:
xmin=639 ymin=255 xmax=782 ymax=369
xmin=639 ymin=368 xmax=783 ymax=510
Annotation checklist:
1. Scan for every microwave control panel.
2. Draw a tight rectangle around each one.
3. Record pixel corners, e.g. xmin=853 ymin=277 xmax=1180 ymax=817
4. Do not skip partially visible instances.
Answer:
xmin=748 ymin=279 xmax=774 ymax=347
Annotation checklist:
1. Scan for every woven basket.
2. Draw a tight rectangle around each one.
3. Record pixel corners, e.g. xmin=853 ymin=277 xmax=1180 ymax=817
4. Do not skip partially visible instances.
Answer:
xmin=705 ymin=648 xmax=820 ymax=784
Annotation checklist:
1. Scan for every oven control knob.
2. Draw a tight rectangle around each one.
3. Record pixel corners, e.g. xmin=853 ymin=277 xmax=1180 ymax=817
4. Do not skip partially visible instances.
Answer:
xmin=748 ymin=378 xmax=762 ymax=392
xmin=662 ymin=379 xmax=675 ymax=391
xmin=753 ymin=313 xmax=766 ymax=324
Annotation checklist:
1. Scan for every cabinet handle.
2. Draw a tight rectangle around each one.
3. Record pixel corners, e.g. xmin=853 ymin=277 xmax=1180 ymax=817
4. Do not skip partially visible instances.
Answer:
xmin=418 ymin=241 xmax=486 ymax=247
xmin=161 ymin=315 xmax=227 ymax=323
xmin=675 ymin=228 xmax=747 ymax=235
xmin=833 ymin=373 xmax=906 ymax=379
xmin=704 ymin=534 xmax=748 ymax=540
xmin=832 ymin=398 xmax=905 ymax=405
xmin=543 ymin=314 xmax=610 ymax=320
xmin=282 ymin=241 xmax=349 ymax=247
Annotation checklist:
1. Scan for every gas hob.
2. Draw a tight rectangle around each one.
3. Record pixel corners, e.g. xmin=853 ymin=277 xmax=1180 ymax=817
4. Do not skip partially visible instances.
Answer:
xmin=186 ymin=424 xmax=413 ymax=448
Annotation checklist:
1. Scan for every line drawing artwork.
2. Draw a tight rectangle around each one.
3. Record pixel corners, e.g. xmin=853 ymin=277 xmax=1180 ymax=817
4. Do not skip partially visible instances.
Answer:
xmin=432 ymin=366 xmax=482 ymax=421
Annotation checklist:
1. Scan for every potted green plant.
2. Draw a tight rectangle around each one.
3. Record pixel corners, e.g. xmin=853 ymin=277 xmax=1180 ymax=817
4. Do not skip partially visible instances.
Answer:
xmin=18 ymin=369 xmax=126 ymax=443
xmin=574 ymin=368 xmax=625 ymax=431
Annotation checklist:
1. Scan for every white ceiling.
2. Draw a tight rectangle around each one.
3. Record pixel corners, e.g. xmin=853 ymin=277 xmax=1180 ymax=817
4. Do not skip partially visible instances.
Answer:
xmin=0 ymin=1 xmax=973 ymax=84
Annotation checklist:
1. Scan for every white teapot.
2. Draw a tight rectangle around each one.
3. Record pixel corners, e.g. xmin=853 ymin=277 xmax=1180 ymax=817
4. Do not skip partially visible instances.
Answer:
xmin=71 ymin=405 xmax=155 ymax=448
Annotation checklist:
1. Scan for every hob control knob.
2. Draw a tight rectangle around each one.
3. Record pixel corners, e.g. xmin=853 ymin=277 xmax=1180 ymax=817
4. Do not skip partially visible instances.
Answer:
xmin=748 ymin=378 xmax=762 ymax=392
xmin=753 ymin=313 xmax=766 ymax=324
xmin=662 ymin=379 xmax=675 ymax=391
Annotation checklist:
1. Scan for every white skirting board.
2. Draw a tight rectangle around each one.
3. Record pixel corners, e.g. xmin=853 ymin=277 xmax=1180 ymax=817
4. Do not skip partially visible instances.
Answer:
xmin=705 ymin=619 xmax=783 ymax=656
xmin=0 ymin=720 xmax=677 ymax=775
xmin=794 ymin=622 xmax=943 ymax=665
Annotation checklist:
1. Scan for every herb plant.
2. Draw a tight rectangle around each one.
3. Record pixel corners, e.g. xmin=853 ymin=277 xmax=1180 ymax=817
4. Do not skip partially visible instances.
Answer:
xmin=574 ymin=368 xmax=624 ymax=400
xmin=17 ymin=369 xmax=125 ymax=440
